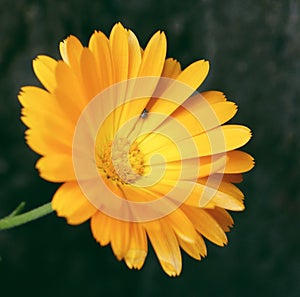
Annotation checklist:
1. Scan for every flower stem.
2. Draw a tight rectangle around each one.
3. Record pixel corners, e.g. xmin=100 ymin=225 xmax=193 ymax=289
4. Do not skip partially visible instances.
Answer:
xmin=0 ymin=202 xmax=53 ymax=231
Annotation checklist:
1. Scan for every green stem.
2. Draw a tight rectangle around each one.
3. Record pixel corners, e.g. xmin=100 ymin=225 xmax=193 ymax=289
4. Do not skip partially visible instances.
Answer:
xmin=8 ymin=201 xmax=26 ymax=217
xmin=0 ymin=202 xmax=53 ymax=231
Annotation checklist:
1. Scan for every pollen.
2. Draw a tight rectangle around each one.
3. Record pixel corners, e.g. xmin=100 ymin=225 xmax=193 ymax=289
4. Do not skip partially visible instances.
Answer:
xmin=97 ymin=138 xmax=145 ymax=184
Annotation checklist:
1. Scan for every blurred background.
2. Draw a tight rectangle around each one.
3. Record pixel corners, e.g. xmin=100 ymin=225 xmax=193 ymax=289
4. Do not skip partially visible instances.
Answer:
xmin=0 ymin=0 xmax=299 ymax=296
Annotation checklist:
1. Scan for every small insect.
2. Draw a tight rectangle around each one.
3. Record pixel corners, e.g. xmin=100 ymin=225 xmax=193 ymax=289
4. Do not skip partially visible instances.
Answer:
xmin=140 ymin=108 xmax=149 ymax=119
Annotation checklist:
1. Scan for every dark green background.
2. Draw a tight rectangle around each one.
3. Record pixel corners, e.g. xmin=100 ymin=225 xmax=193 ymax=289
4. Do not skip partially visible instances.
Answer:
xmin=0 ymin=0 xmax=299 ymax=296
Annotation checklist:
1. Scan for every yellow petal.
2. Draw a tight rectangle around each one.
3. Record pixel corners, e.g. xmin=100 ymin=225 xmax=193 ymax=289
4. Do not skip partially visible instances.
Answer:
xmin=145 ymin=220 xmax=182 ymax=276
xmin=110 ymin=30 xmax=142 ymax=134
xmin=161 ymin=58 xmax=181 ymax=78
xmin=169 ymin=98 xmax=238 ymax=137
xmin=159 ymin=124 xmax=252 ymax=159
xmin=36 ymin=154 xmax=75 ymax=182
xmin=147 ymin=154 xmax=227 ymax=181
xmin=24 ymin=128 xmax=72 ymax=156
xmin=110 ymin=219 xmax=130 ymax=260
xmin=206 ymin=195 xmax=244 ymax=211
xmin=52 ymin=182 xmax=97 ymax=225
xmin=164 ymin=208 xmax=199 ymax=243
xmin=205 ymin=207 xmax=234 ymax=232
xmin=177 ymin=233 xmax=207 ymax=260
xmin=113 ymin=31 xmax=167 ymax=136
xmin=143 ymin=58 xmax=181 ymax=112
xmin=190 ymin=124 xmax=252 ymax=157
xmin=222 ymin=150 xmax=255 ymax=173
xmin=124 ymin=223 xmax=147 ymax=269
xmin=21 ymin=96 xmax=74 ymax=135
xmin=181 ymin=179 xmax=245 ymax=210
xmin=176 ymin=59 xmax=209 ymax=90
xmin=59 ymin=35 xmax=83 ymax=75
xmin=211 ymin=101 xmax=238 ymax=125
xmin=19 ymin=86 xmax=74 ymax=136
xmin=32 ymin=55 xmax=57 ymax=92
xmin=138 ymin=31 xmax=166 ymax=77
xmin=216 ymin=125 xmax=252 ymax=151
xmin=181 ymin=205 xmax=228 ymax=246
xmin=80 ymin=47 xmax=101 ymax=99
xmin=52 ymin=88 xmax=81 ymax=124
xmin=109 ymin=22 xmax=129 ymax=83
xmin=55 ymin=61 xmax=87 ymax=110
xmin=140 ymin=132 xmax=181 ymax=164
xmin=19 ymin=86 xmax=74 ymax=156
xmin=109 ymin=24 xmax=131 ymax=133
xmin=127 ymin=30 xmax=142 ymax=78
xmin=143 ymin=60 xmax=209 ymax=133
xmin=138 ymin=110 xmax=248 ymax=163
xmin=19 ymin=86 xmax=54 ymax=111
xmin=201 ymin=90 xmax=227 ymax=104
xmin=88 ymin=30 xmax=114 ymax=91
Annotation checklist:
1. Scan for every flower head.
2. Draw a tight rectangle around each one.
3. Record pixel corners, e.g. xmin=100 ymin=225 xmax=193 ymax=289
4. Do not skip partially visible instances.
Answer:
xmin=18 ymin=23 xmax=254 ymax=276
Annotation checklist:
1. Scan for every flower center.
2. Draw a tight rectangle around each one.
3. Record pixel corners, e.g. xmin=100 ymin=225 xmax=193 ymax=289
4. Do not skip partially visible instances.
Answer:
xmin=97 ymin=138 xmax=145 ymax=184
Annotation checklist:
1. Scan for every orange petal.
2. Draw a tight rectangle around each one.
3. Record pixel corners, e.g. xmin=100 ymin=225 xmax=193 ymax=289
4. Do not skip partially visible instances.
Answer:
xmin=24 ymin=126 xmax=72 ymax=156
xmin=110 ymin=219 xmax=130 ymax=260
xmin=222 ymin=150 xmax=255 ymax=173
xmin=36 ymin=154 xmax=75 ymax=182
xmin=80 ymin=47 xmax=101 ymax=99
xmin=205 ymin=207 xmax=234 ymax=232
xmin=177 ymin=233 xmax=207 ymax=260
xmin=52 ymin=182 xmax=97 ymax=225
xmin=55 ymin=61 xmax=88 ymax=110
xmin=161 ymin=58 xmax=181 ymax=78
xmin=221 ymin=173 xmax=243 ymax=183
xmin=90 ymin=211 xmax=113 ymax=246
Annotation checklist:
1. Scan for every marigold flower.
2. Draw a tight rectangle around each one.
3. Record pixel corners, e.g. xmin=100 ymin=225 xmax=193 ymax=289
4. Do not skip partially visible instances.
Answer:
xmin=18 ymin=22 xmax=254 ymax=276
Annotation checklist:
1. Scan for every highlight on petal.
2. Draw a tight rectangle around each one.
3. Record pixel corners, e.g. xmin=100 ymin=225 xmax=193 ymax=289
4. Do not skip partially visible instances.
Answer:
xmin=19 ymin=22 xmax=254 ymax=277
xmin=124 ymin=223 xmax=147 ymax=269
